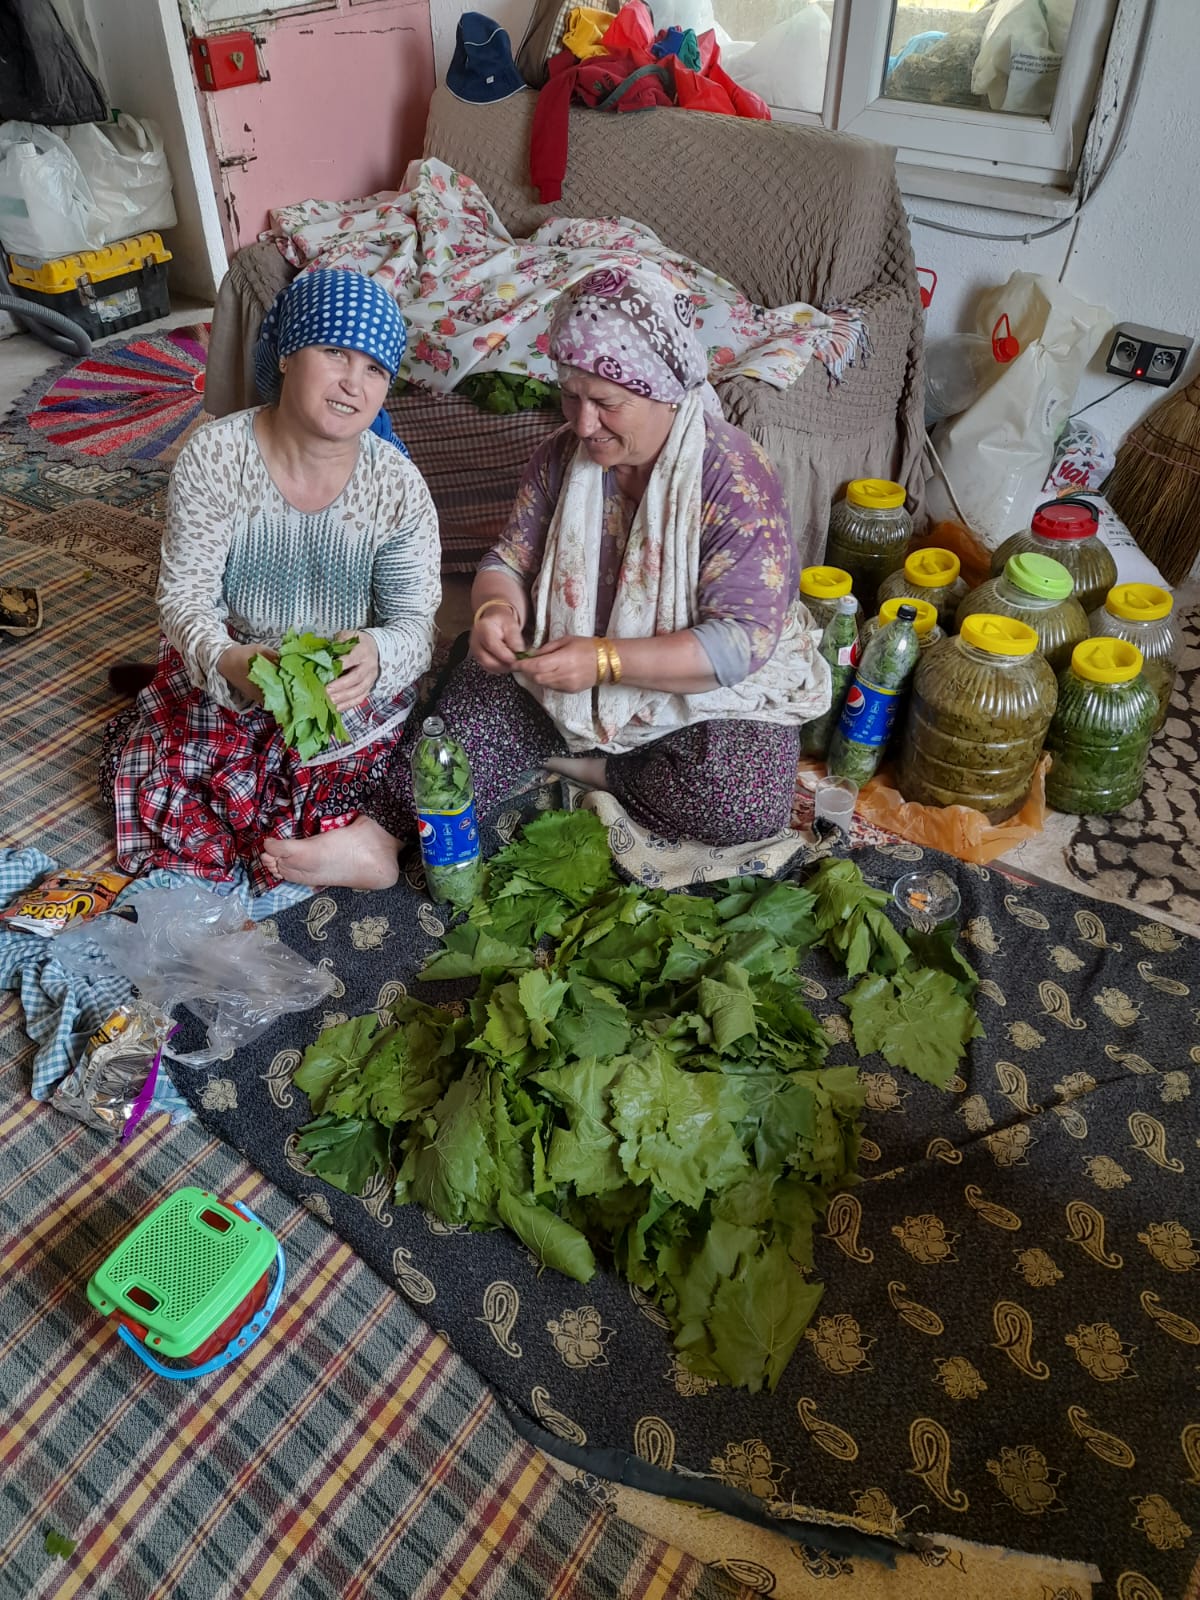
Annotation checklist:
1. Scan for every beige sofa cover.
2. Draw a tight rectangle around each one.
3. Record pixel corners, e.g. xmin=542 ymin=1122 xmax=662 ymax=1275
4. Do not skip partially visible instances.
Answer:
xmin=206 ymin=85 xmax=926 ymax=565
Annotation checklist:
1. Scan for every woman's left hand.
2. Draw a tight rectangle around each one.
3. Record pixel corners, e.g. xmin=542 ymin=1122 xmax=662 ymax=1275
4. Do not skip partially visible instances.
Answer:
xmin=328 ymin=631 xmax=380 ymax=711
xmin=517 ymin=635 xmax=603 ymax=694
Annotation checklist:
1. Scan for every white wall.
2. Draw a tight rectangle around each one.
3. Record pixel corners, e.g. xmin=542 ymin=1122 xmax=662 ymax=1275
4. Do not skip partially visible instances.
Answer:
xmin=428 ymin=0 xmax=1195 ymax=451
xmin=83 ymin=0 xmax=228 ymax=301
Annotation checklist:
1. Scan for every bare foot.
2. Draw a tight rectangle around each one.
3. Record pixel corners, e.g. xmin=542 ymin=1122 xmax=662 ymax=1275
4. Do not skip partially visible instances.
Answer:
xmin=545 ymin=756 xmax=610 ymax=790
xmin=261 ymin=816 xmax=401 ymax=889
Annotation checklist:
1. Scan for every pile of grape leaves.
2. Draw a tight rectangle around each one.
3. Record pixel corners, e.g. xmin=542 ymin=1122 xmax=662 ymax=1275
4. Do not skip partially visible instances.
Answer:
xmin=249 ymin=629 xmax=356 ymax=760
xmin=291 ymin=813 xmax=983 ymax=1391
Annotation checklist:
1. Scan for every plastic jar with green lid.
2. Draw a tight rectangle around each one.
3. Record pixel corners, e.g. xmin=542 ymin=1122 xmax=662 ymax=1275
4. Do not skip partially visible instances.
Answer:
xmin=898 ymin=614 xmax=1058 ymax=822
xmin=1087 ymin=582 xmax=1181 ymax=733
xmin=877 ymin=547 xmax=967 ymax=631
xmin=825 ymin=479 xmax=912 ymax=615
xmin=990 ymin=497 xmax=1117 ymax=614
xmin=955 ymin=552 xmax=1089 ymax=672
xmin=858 ymin=595 xmax=943 ymax=656
xmin=1045 ymin=638 xmax=1158 ymax=815
xmin=799 ymin=565 xmax=861 ymax=631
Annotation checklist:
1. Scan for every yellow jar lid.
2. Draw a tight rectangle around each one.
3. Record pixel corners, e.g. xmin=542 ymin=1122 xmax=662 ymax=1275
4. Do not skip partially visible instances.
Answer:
xmin=1104 ymin=582 xmax=1173 ymax=623
xmin=959 ymin=614 xmax=1039 ymax=657
xmin=878 ymin=596 xmax=938 ymax=636
xmin=800 ymin=565 xmax=853 ymax=600
xmin=1071 ymin=637 xmax=1144 ymax=683
xmin=846 ymin=478 xmax=907 ymax=511
xmin=903 ymin=547 xmax=960 ymax=586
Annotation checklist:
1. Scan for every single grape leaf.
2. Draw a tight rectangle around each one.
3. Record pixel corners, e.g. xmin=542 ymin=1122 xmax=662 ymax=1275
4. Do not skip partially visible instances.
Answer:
xmin=294 ymin=1113 xmax=391 ymax=1194
xmin=294 ymin=1014 xmax=382 ymax=1113
xmin=843 ymin=967 xmax=983 ymax=1087
xmin=496 ymin=1190 xmax=596 ymax=1282
xmin=707 ymin=1242 xmax=825 ymax=1393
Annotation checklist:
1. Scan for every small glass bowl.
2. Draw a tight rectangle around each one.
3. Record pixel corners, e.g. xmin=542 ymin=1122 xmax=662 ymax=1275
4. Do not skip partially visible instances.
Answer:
xmin=892 ymin=870 xmax=962 ymax=931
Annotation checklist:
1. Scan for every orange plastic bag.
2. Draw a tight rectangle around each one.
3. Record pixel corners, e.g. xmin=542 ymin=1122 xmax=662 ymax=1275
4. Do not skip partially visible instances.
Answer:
xmin=854 ymin=754 xmax=1051 ymax=865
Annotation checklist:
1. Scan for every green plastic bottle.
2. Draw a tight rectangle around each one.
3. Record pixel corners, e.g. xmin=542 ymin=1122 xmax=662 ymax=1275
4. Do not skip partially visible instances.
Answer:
xmin=827 ymin=602 xmax=921 ymax=785
xmin=410 ymin=716 xmax=483 ymax=908
xmin=802 ymin=595 xmax=859 ymax=757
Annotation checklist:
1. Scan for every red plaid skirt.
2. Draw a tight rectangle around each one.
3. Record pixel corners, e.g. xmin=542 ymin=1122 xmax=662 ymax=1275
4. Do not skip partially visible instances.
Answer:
xmin=103 ymin=640 xmax=417 ymax=894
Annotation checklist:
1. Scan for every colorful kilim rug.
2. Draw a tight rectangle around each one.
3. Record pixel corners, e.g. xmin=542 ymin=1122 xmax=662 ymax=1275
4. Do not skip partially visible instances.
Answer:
xmin=7 ymin=324 xmax=210 ymax=469
xmin=172 ymin=838 xmax=1200 ymax=1600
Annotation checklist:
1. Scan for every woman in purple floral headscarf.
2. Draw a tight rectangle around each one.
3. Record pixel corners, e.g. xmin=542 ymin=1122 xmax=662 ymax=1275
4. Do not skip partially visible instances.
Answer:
xmin=391 ymin=265 xmax=829 ymax=846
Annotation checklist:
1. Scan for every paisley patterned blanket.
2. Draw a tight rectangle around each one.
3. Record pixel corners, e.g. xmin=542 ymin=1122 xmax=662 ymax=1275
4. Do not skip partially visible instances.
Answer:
xmin=177 ymin=839 xmax=1200 ymax=1599
xmin=266 ymin=160 xmax=867 ymax=398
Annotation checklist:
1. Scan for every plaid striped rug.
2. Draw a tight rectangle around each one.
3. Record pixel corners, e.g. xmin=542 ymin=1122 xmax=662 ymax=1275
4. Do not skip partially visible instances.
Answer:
xmin=0 ymin=533 xmax=745 ymax=1600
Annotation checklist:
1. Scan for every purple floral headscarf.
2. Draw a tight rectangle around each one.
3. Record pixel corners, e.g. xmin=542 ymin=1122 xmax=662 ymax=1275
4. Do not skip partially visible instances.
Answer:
xmin=548 ymin=267 xmax=708 ymax=403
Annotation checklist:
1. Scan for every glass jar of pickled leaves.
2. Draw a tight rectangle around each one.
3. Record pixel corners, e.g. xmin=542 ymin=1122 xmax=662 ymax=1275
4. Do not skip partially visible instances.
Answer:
xmin=857 ymin=595 xmax=942 ymax=657
xmin=877 ymin=546 xmax=967 ymax=632
xmin=1087 ymin=582 xmax=1181 ymax=733
xmin=990 ymin=497 xmax=1117 ymax=614
xmin=955 ymin=552 xmax=1089 ymax=672
xmin=898 ymin=614 xmax=1058 ymax=822
xmin=825 ymin=479 xmax=911 ymax=614
xmin=1045 ymin=638 xmax=1158 ymax=815
xmin=799 ymin=565 xmax=861 ymax=631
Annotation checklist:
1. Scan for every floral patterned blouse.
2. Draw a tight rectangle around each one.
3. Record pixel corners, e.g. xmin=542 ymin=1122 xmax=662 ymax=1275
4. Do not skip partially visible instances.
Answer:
xmin=480 ymin=415 xmax=798 ymax=686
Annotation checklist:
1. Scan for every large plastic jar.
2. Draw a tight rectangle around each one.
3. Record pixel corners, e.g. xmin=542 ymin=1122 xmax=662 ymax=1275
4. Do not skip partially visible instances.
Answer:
xmin=799 ymin=565 xmax=861 ymax=631
xmin=877 ymin=547 xmax=968 ymax=632
xmin=1045 ymin=638 xmax=1158 ymax=815
xmin=857 ymin=595 xmax=943 ymax=657
xmin=825 ymin=479 xmax=912 ymax=614
xmin=1087 ymin=583 xmax=1181 ymax=733
xmin=955 ymin=553 xmax=1089 ymax=672
xmin=990 ymin=498 xmax=1117 ymax=614
xmin=898 ymin=614 xmax=1058 ymax=822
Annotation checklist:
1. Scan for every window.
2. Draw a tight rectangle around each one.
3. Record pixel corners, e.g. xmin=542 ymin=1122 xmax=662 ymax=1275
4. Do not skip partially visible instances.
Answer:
xmin=707 ymin=0 xmax=1125 ymax=206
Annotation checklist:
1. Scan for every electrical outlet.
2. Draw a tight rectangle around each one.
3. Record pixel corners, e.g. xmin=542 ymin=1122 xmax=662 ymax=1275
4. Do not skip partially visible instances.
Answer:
xmin=1104 ymin=323 xmax=1192 ymax=387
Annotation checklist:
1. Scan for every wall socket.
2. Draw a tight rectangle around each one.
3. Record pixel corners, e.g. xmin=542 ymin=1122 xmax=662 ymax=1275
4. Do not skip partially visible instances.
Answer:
xmin=1104 ymin=323 xmax=1193 ymax=387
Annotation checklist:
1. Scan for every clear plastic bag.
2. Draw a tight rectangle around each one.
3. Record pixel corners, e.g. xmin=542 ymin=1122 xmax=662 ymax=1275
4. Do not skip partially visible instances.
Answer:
xmin=56 ymin=885 xmax=337 ymax=1067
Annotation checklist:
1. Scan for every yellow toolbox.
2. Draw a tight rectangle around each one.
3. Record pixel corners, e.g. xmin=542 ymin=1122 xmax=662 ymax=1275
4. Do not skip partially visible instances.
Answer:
xmin=7 ymin=233 xmax=172 ymax=338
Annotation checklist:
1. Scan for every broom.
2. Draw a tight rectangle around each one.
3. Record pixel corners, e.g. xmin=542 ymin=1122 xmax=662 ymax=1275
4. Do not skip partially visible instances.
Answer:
xmin=1105 ymin=373 xmax=1200 ymax=584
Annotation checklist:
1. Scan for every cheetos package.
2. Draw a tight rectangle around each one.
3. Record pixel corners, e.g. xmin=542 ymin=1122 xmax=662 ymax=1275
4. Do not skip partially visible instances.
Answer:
xmin=0 ymin=867 xmax=132 ymax=937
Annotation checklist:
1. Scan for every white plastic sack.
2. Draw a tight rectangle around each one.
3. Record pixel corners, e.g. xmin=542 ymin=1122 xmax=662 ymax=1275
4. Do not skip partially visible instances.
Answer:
xmin=721 ymin=4 xmax=830 ymax=112
xmin=0 ymin=120 xmax=95 ymax=257
xmin=62 ymin=114 xmax=176 ymax=244
xmin=931 ymin=271 xmax=1113 ymax=549
xmin=972 ymin=0 xmax=1074 ymax=116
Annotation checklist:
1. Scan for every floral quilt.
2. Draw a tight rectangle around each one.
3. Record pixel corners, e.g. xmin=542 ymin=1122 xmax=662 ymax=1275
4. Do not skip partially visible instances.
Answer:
xmin=268 ymin=160 xmax=868 ymax=397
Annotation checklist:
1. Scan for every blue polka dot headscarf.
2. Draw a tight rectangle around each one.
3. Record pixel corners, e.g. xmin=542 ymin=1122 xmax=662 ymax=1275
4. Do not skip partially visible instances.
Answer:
xmin=253 ymin=267 xmax=407 ymax=404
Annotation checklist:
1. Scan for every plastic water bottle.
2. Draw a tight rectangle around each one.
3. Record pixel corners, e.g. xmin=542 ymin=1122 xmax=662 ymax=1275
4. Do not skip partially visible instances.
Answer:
xmin=924 ymin=313 xmax=1019 ymax=425
xmin=410 ymin=716 xmax=482 ymax=908
xmin=827 ymin=603 xmax=921 ymax=785
xmin=801 ymin=595 xmax=859 ymax=758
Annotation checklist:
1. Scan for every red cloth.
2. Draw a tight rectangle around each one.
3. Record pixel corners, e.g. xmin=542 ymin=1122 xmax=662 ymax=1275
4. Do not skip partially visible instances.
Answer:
xmin=529 ymin=2 xmax=769 ymax=203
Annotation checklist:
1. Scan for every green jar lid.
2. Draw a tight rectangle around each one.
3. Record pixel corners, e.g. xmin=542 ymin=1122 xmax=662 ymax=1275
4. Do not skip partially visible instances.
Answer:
xmin=1005 ymin=552 xmax=1074 ymax=600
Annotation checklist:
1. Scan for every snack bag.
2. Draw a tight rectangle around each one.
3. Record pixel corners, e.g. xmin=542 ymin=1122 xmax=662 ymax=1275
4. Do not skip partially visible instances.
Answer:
xmin=51 ymin=1002 xmax=181 ymax=1136
xmin=0 ymin=867 xmax=131 ymax=937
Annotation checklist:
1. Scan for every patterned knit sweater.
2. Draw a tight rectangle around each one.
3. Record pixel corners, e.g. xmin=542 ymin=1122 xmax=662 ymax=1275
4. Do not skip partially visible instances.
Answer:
xmin=157 ymin=410 xmax=441 ymax=714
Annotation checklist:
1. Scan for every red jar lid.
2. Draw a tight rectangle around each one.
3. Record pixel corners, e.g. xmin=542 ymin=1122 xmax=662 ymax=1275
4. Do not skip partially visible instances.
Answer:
xmin=1031 ymin=501 xmax=1097 ymax=540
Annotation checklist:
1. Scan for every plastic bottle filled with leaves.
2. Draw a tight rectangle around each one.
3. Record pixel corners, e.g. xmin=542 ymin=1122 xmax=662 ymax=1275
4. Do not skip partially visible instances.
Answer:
xmin=827 ymin=602 xmax=920 ymax=785
xmin=410 ymin=717 xmax=482 ymax=908
xmin=801 ymin=595 xmax=859 ymax=757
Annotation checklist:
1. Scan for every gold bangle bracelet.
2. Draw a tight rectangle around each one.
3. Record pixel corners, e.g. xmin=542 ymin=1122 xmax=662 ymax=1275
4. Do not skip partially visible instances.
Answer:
xmin=604 ymin=640 xmax=622 ymax=684
xmin=473 ymin=597 xmax=519 ymax=629
xmin=595 ymin=639 xmax=610 ymax=685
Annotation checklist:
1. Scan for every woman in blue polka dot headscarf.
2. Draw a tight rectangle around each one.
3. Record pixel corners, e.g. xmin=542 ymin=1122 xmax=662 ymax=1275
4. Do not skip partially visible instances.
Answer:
xmin=100 ymin=266 xmax=443 ymax=897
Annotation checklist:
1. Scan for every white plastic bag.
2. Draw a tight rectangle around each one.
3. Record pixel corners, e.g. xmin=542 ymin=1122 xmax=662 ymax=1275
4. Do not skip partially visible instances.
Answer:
xmin=972 ymin=0 xmax=1074 ymax=116
xmin=931 ymin=272 xmax=1113 ymax=549
xmin=62 ymin=115 xmax=176 ymax=244
xmin=0 ymin=120 xmax=95 ymax=257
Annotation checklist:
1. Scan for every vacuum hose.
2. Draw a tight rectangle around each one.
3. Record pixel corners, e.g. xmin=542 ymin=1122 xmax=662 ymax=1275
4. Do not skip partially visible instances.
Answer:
xmin=0 ymin=292 xmax=92 ymax=358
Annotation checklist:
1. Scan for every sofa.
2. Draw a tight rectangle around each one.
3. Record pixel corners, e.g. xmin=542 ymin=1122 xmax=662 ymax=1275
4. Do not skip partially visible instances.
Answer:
xmin=204 ymin=85 xmax=926 ymax=570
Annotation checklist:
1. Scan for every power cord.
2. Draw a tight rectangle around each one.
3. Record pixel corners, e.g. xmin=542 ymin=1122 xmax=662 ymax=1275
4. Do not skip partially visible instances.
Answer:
xmin=1068 ymin=378 xmax=1135 ymax=421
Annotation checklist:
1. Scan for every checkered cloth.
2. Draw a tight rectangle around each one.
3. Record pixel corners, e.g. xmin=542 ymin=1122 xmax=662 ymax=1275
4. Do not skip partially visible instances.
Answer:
xmin=389 ymin=387 xmax=560 ymax=571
